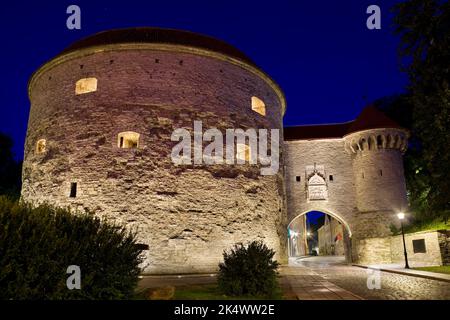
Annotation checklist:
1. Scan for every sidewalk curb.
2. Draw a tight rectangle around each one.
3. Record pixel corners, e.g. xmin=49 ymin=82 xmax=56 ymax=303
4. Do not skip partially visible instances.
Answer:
xmin=353 ymin=264 xmax=450 ymax=283
xmin=140 ymin=273 xmax=217 ymax=279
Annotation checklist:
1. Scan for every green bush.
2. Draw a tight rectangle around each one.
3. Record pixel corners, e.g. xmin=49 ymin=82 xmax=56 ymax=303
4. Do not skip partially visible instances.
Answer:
xmin=217 ymin=240 xmax=279 ymax=297
xmin=0 ymin=197 xmax=143 ymax=299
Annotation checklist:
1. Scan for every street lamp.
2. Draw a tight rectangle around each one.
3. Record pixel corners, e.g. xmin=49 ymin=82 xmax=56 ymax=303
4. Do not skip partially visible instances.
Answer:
xmin=397 ymin=212 xmax=410 ymax=269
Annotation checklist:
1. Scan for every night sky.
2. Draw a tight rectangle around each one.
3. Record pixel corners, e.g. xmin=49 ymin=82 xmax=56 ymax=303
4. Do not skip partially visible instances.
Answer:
xmin=1 ymin=0 xmax=407 ymax=164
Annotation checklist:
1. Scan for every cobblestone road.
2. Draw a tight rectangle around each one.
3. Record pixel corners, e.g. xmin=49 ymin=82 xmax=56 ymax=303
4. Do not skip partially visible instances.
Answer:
xmin=291 ymin=257 xmax=450 ymax=300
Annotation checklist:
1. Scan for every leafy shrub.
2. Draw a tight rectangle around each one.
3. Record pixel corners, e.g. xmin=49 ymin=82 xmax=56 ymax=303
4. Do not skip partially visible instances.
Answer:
xmin=0 ymin=197 xmax=143 ymax=299
xmin=217 ymin=240 xmax=279 ymax=297
xmin=389 ymin=223 xmax=400 ymax=236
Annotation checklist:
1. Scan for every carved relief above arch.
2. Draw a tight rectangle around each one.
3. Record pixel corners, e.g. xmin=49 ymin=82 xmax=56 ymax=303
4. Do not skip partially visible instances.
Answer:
xmin=305 ymin=164 xmax=328 ymax=201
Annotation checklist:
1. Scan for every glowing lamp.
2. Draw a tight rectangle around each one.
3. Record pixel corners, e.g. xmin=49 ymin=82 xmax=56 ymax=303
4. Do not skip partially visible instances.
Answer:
xmin=397 ymin=212 xmax=405 ymax=220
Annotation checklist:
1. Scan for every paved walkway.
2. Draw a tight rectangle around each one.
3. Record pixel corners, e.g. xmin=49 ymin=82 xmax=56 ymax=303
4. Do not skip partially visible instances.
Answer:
xmin=279 ymin=265 xmax=363 ymax=300
xmin=293 ymin=256 xmax=450 ymax=300
xmin=137 ymin=274 xmax=216 ymax=291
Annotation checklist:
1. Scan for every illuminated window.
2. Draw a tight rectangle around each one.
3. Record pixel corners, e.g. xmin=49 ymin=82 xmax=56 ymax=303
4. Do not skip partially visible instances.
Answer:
xmin=75 ymin=77 xmax=97 ymax=95
xmin=118 ymin=132 xmax=140 ymax=149
xmin=236 ymin=143 xmax=251 ymax=162
xmin=251 ymin=96 xmax=266 ymax=116
xmin=36 ymin=139 xmax=46 ymax=154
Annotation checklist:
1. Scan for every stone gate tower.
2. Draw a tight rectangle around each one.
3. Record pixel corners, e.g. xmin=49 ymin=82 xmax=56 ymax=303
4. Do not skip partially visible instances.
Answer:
xmin=23 ymin=28 xmax=287 ymax=274
xmin=344 ymin=108 xmax=409 ymax=263
xmin=284 ymin=106 xmax=409 ymax=264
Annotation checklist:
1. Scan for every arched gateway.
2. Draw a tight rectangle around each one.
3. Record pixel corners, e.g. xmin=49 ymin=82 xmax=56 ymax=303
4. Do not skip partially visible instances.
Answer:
xmin=288 ymin=210 xmax=352 ymax=261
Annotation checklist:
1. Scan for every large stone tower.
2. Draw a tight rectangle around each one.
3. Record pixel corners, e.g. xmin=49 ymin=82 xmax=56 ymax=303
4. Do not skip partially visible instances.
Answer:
xmin=23 ymin=28 xmax=287 ymax=274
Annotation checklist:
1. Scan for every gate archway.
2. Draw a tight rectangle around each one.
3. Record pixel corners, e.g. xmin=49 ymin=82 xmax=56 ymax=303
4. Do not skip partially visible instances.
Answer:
xmin=287 ymin=209 xmax=353 ymax=263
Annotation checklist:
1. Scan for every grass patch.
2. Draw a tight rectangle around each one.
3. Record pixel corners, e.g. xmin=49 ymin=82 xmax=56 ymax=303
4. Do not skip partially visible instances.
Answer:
xmin=405 ymin=218 xmax=450 ymax=234
xmin=174 ymin=284 xmax=284 ymax=300
xmin=392 ymin=218 xmax=449 ymax=235
xmin=413 ymin=266 xmax=450 ymax=275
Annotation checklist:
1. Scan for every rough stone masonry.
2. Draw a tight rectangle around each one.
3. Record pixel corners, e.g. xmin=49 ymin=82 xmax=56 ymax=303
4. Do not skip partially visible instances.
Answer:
xmin=22 ymin=27 xmax=410 ymax=273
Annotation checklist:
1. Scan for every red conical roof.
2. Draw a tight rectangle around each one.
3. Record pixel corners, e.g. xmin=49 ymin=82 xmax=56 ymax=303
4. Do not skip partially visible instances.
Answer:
xmin=284 ymin=105 xmax=404 ymax=141
xmin=347 ymin=105 xmax=403 ymax=133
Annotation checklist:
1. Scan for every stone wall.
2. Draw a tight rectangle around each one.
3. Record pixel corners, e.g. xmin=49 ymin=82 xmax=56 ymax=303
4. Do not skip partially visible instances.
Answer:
xmin=357 ymin=230 xmax=448 ymax=267
xmin=438 ymin=230 xmax=450 ymax=265
xmin=390 ymin=230 xmax=442 ymax=267
xmin=288 ymin=214 xmax=307 ymax=256
xmin=23 ymin=46 xmax=287 ymax=274
xmin=354 ymin=237 xmax=393 ymax=265
xmin=284 ymin=138 xmax=357 ymax=231
xmin=318 ymin=217 xmax=345 ymax=256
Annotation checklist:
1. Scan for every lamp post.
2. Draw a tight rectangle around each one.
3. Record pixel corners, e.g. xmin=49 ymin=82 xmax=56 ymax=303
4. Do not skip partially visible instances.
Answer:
xmin=397 ymin=212 xmax=410 ymax=269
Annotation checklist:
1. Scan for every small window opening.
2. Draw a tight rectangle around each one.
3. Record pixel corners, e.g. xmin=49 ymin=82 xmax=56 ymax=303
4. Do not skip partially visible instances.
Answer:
xmin=251 ymin=96 xmax=266 ymax=116
xmin=36 ymin=139 xmax=46 ymax=154
xmin=377 ymin=135 xmax=383 ymax=148
xmin=118 ymin=132 xmax=140 ymax=149
xmin=412 ymin=239 xmax=426 ymax=253
xmin=155 ymin=58 xmax=159 ymax=63
xmin=329 ymin=175 xmax=334 ymax=181
xmin=75 ymin=78 xmax=97 ymax=95
xmin=135 ymin=243 xmax=149 ymax=250
xmin=70 ymin=182 xmax=77 ymax=198
xmin=296 ymin=176 xmax=301 ymax=182
xmin=236 ymin=143 xmax=251 ymax=162
xmin=380 ymin=170 xmax=383 ymax=176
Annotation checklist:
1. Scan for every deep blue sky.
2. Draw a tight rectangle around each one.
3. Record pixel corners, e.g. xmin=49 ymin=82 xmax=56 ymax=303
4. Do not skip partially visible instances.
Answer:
xmin=0 ymin=0 xmax=407 ymax=159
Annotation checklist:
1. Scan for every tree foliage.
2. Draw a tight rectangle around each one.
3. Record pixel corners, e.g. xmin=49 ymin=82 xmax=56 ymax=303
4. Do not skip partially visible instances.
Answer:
xmin=387 ymin=0 xmax=450 ymax=222
xmin=0 ymin=197 xmax=143 ymax=299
